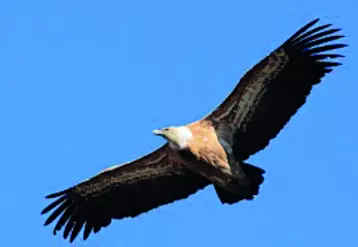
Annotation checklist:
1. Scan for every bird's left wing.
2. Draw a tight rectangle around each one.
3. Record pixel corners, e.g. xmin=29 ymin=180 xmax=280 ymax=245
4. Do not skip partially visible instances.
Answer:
xmin=41 ymin=145 xmax=210 ymax=242
xmin=205 ymin=19 xmax=346 ymax=160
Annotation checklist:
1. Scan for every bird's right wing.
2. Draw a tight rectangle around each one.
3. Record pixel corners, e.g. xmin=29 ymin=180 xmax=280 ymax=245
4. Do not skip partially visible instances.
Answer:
xmin=41 ymin=144 xmax=210 ymax=242
xmin=205 ymin=19 xmax=346 ymax=161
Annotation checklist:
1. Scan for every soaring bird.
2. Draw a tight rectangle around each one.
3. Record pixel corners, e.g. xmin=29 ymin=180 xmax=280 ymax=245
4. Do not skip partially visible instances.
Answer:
xmin=41 ymin=18 xmax=346 ymax=242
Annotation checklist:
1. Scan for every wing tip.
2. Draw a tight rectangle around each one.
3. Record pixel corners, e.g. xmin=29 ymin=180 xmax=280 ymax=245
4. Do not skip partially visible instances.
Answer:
xmin=45 ymin=189 xmax=70 ymax=199
xmin=311 ymin=17 xmax=320 ymax=25
xmin=306 ymin=18 xmax=320 ymax=27
xmin=285 ymin=18 xmax=347 ymax=58
xmin=287 ymin=18 xmax=321 ymax=42
xmin=286 ymin=18 xmax=347 ymax=48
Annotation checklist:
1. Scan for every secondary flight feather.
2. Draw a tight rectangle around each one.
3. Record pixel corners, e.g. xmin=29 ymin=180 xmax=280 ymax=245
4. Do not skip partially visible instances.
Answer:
xmin=41 ymin=18 xmax=346 ymax=243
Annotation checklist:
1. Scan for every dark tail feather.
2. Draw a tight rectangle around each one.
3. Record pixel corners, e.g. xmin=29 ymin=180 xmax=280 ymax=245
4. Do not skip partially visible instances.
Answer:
xmin=242 ymin=162 xmax=265 ymax=195
xmin=215 ymin=163 xmax=265 ymax=204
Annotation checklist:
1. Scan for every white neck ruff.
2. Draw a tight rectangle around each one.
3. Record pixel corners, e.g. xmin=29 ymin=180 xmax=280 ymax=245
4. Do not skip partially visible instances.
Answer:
xmin=169 ymin=126 xmax=193 ymax=150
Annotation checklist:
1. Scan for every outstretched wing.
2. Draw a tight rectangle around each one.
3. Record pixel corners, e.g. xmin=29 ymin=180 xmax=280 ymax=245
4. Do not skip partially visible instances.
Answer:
xmin=206 ymin=19 xmax=346 ymax=160
xmin=41 ymin=145 xmax=210 ymax=242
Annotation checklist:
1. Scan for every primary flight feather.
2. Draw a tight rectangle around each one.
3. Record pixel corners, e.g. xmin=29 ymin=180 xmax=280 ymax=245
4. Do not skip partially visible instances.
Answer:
xmin=41 ymin=18 xmax=346 ymax=242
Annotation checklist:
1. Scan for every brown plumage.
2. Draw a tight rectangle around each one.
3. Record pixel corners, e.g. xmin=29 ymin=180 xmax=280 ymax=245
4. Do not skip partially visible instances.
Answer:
xmin=42 ymin=18 xmax=346 ymax=243
xmin=187 ymin=121 xmax=230 ymax=171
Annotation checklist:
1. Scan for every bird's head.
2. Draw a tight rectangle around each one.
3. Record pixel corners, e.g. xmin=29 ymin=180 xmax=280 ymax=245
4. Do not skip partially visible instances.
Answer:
xmin=153 ymin=126 xmax=193 ymax=149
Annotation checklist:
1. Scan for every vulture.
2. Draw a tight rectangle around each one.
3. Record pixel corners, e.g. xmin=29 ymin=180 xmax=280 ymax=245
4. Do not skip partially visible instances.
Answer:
xmin=42 ymin=18 xmax=346 ymax=242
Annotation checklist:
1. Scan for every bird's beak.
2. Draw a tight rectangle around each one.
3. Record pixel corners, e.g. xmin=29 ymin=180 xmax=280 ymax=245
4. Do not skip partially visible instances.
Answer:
xmin=153 ymin=129 xmax=163 ymax=136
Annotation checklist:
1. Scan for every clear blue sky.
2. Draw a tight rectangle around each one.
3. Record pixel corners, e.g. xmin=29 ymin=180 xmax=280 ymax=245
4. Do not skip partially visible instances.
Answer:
xmin=3 ymin=0 xmax=357 ymax=246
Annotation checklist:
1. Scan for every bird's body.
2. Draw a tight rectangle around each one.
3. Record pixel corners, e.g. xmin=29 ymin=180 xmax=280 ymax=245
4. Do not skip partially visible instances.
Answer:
xmin=167 ymin=121 xmax=234 ymax=186
xmin=41 ymin=18 xmax=346 ymax=243
xmin=154 ymin=120 xmax=255 ymax=194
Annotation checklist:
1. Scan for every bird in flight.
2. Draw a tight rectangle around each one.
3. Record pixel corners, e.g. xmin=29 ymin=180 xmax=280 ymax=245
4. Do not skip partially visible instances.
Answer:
xmin=41 ymin=18 xmax=346 ymax=243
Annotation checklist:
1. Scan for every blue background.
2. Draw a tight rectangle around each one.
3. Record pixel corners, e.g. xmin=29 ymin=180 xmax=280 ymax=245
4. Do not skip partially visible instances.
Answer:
xmin=3 ymin=0 xmax=357 ymax=246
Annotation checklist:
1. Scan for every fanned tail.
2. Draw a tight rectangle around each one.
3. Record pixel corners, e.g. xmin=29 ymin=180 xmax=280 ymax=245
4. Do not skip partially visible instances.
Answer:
xmin=214 ymin=162 xmax=265 ymax=204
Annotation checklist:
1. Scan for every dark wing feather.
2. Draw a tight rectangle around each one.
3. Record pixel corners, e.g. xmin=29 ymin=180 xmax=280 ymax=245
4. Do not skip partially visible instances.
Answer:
xmin=206 ymin=18 xmax=346 ymax=160
xmin=41 ymin=145 xmax=210 ymax=242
